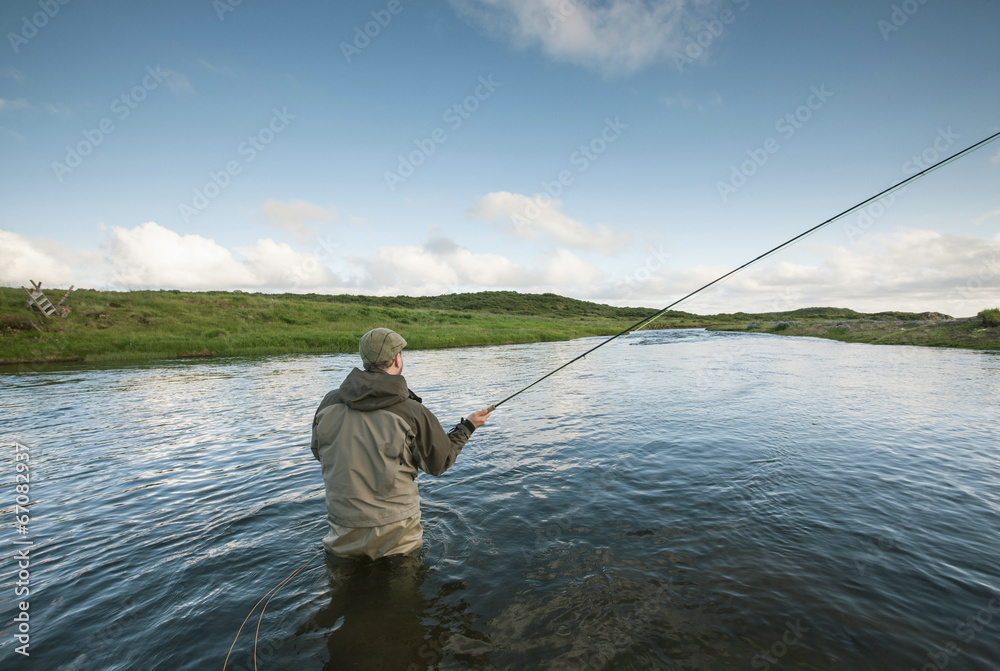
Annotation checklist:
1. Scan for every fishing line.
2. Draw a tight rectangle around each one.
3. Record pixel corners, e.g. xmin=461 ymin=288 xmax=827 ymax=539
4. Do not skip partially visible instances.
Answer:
xmin=488 ymin=129 xmax=1000 ymax=411
xmin=223 ymin=549 xmax=323 ymax=671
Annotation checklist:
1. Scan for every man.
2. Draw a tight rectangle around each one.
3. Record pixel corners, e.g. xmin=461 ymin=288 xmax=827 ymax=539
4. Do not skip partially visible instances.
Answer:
xmin=311 ymin=327 xmax=490 ymax=559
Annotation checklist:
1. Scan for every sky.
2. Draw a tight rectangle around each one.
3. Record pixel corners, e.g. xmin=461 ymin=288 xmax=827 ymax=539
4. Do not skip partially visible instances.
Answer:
xmin=1 ymin=0 xmax=998 ymax=316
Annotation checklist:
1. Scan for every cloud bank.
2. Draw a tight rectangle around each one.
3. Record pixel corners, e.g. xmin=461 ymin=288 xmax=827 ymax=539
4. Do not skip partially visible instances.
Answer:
xmin=2 ymin=224 xmax=996 ymax=317
xmin=363 ymin=238 xmax=603 ymax=295
xmin=606 ymin=228 xmax=1000 ymax=316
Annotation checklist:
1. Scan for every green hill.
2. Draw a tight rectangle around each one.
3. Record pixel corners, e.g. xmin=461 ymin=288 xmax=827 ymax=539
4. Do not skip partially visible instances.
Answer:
xmin=1 ymin=288 xmax=674 ymax=365
xmin=1 ymin=287 xmax=987 ymax=365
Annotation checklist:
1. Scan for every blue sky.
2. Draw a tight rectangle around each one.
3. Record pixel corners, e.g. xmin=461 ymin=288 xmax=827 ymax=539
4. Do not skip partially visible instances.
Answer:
xmin=1 ymin=0 xmax=998 ymax=315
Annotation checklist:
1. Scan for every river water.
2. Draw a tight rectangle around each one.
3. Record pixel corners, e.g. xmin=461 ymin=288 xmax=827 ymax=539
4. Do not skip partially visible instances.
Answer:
xmin=1 ymin=329 xmax=998 ymax=670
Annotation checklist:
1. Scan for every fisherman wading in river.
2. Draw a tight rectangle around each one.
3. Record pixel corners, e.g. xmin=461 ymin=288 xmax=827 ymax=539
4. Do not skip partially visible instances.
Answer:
xmin=310 ymin=328 xmax=491 ymax=559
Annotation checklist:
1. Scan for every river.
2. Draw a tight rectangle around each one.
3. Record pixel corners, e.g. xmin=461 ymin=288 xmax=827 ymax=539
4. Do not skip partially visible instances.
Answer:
xmin=1 ymin=329 xmax=998 ymax=670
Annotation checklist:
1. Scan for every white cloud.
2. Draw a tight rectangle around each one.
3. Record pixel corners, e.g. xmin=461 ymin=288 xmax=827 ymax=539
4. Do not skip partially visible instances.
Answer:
xmin=0 ymin=230 xmax=81 ymax=287
xmin=365 ymin=238 xmax=532 ymax=292
xmin=266 ymin=225 xmax=1000 ymax=314
xmin=467 ymin=191 xmax=630 ymax=253
xmin=236 ymin=238 xmax=335 ymax=287
xmin=449 ymin=0 xmax=723 ymax=74
xmin=40 ymin=102 xmax=73 ymax=117
xmin=101 ymin=222 xmax=334 ymax=290
xmin=975 ymin=208 xmax=1000 ymax=226
xmin=541 ymin=247 xmax=604 ymax=285
xmin=0 ymin=67 xmax=23 ymax=83
xmin=0 ymin=126 xmax=25 ymax=142
xmin=0 ymin=98 xmax=73 ymax=117
xmin=105 ymin=222 xmax=255 ymax=289
xmin=361 ymin=237 xmax=606 ymax=296
xmin=0 ymin=98 xmax=29 ymax=113
xmin=991 ymin=147 xmax=1000 ymax=165
xmin=164 ymin=70 xmax=193 ymax=94
xmin=260 ymin=199 xmax=338 ymax=243
xmin=8 ymin=224 xmax=561 ymax=295
xmin=5 ymin=224 xmax=995 ymax=317
xmin=603 ymin=228 xmax=1000 ymax=317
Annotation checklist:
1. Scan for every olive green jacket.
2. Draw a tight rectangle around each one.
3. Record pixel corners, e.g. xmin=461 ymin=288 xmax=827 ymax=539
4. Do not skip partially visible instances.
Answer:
xmin=311 ymin=368 xmax=474 ymax=527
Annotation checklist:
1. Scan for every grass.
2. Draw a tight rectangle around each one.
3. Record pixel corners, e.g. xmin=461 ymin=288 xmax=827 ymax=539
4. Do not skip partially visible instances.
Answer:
xmin=710 ymin=313 xmax=1000 ymax=351
xmin=4 ymin=288 xmax=996 ymax=366
xmin=0 ymin=288 xmax=676 ymax=365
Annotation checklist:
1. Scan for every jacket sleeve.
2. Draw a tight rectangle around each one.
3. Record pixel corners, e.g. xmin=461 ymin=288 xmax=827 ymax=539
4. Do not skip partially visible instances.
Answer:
xmin=406 ymin=404 xmax=475 ymax=476
xmin=310 ymin=420 xmax=321 ymax=461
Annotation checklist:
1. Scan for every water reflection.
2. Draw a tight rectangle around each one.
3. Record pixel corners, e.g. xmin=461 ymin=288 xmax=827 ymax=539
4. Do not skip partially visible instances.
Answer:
xmin=316 ymin=553 xmax=492 ymax=670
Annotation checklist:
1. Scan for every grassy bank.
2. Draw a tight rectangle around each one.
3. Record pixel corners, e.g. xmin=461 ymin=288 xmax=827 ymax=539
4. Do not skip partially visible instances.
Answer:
xmin=4 ymin=288 xmax=996 ymax=365
xmin=708 ymin=313 xmax=1000 ymax=351
xmin=0 ymin=289 xmax=677 ymax=365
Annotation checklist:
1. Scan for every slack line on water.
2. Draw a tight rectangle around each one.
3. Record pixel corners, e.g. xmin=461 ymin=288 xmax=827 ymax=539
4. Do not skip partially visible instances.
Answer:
xmin=487 ymin=130 xmax=1000 ymax=413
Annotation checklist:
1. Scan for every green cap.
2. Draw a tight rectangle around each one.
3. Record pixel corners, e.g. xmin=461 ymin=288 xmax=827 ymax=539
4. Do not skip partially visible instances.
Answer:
xmin=359 ymin=328 xmax=407 ymax=368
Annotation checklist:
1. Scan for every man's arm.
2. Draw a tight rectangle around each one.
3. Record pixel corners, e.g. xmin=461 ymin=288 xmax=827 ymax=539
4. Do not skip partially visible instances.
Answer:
xmin=310 ymin=390 xmax=341 ymax=461
xmin=411 ymin=407 xmax=472 ymax=476
xmin=394 ymin=404 xmax=491 ymax=476
xmin=310 ymin=427 xmax=320 ymax=461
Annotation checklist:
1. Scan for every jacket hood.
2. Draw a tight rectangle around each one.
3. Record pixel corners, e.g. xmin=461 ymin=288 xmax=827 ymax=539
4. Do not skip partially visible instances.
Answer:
xmin=338 ymin=367 xmax=410 ymax=411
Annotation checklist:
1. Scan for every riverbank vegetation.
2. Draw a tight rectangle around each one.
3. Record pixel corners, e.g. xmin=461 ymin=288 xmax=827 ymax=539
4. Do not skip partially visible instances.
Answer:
xmin=2 ymin=288 xmax=997 ymax=365
xmin=709 ymin=311 xmax=1000 ymax=351
xmin=0 ymin=289 xmax=668 ymax=365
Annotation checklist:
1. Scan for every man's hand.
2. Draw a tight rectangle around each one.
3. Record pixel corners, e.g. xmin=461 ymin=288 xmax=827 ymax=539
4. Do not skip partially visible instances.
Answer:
xmin=465 ymin=407 xmax=491 ymax=429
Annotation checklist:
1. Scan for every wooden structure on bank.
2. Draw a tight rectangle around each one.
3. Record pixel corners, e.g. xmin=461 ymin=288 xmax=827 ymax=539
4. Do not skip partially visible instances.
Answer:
xmin=23 ymin=281 xmax=73 ymax=318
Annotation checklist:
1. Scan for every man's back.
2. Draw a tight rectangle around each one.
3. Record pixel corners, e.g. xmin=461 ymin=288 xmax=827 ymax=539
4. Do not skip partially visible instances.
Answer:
xmin=312 ymin=365 xmax=478 ymax=558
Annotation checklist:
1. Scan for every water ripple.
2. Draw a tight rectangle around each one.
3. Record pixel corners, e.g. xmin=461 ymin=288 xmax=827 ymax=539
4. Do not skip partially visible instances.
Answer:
xmin=1 ymin=332 xmax=998 ymax=669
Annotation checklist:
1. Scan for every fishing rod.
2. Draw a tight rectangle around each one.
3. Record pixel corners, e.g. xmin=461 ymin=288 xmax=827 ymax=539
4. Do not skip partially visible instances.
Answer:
xmin=227 ymin=130 xmax=998 ymax=667
xmin=487 ymin=129 xmax=1000 ymax=412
